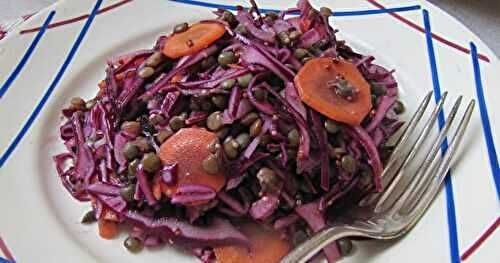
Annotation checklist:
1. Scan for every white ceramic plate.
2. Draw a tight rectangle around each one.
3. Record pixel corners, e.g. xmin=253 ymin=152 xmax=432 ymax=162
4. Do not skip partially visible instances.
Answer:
xmin=0 ymin=0 xmax=498 ymax=262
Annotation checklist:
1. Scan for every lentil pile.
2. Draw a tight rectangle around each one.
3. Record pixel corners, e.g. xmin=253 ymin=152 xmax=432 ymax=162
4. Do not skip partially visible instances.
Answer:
xmin=53 ymin=0 xmax=404 ymax=262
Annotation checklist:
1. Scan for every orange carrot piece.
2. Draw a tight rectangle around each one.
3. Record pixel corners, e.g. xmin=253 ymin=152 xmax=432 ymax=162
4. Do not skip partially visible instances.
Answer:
xmin=98 ymin=218 xmax=119 ymax=240
xmin=159 ymin=128 xmax=225 ymax=202
xmin=152 ymin=175 xmax=163 ymax=200
xmin=214 ymin=223 xmax=291 ymax=263
xmin=163 ymin=22 xmax=226 ymax=59
xmin=98 ymin=80 xmax=107 ymax=89
xmin=294 ymin=58 xmax=372 ymax=125
xmin=171 ymin=74 xmax=183 ymax=83
xmin=115 ymin=72 xmax=126 ymax=81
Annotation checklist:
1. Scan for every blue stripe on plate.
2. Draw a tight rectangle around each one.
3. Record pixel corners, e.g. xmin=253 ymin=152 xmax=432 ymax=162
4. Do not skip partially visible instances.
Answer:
xmin=470 ymin=42 xmax=500 ymax=200
xmin=168 ymin=0 xmax=421 ymax=16
xmin=423 ymin=9 xmax=460 ymax=263
xmin=0 ymin=257 xmax=11 ymax=263
xmin=0 ymin=0 xmax=103 ymax=169
xmin=0 ymin=11 xmax=56 ymax=99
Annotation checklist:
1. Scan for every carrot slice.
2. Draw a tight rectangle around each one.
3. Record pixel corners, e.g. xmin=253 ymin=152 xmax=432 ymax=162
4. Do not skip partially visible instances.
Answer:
xmin=98 ymin=80 xmax=107 ymax=89
xmin=98 ymin=218 xmax=119 ymax=240
xmin=171 ymin=74 xmax=183 ymax=83
xmin=152 ymin=175 xmax=163 ymax=200
xmin=294 ymin=58 xmax=372 ymax=125
xmin=163 ymin=22 xmax=226 ymax=59
xmin=214 ymin=223 xmax=291 ymax=263
xmin=159 ymin=128 xmax=225 ymax=202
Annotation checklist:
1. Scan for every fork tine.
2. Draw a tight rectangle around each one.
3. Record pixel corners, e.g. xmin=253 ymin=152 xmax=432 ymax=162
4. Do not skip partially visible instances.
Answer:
xmin=359 ymin=91 xmax=433 ymax=206
xmin=373 ymin=92 xmax=450 ymax=211
xmin=401 ymin=100 xmax=476 ymax=218
xmin=395 ymin=98 xmax=473 ymax=215
xmin=380 ymin=91 xmax=435 ymax=185
xmin=385 ymin=91 xmax=434 ymax=165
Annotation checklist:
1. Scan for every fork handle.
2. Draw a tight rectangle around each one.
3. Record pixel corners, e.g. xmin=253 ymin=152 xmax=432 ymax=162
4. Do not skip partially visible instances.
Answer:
xmin=280 ymin=226 xmax=364 ymax=263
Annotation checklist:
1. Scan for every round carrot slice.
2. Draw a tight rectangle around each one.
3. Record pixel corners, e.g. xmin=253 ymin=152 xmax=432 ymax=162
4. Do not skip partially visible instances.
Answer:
xmin=294 ymin=58 xmax=372 ymax=125
xmin=159 ymin=128 xmax=225 ymax=199
xmin=98 ymin=218 xmax=119 ymax=240
xmin=163 ymin=22 xmax=226 ymax=59
xmin=214 ymin=223 xmax=291 ymax=263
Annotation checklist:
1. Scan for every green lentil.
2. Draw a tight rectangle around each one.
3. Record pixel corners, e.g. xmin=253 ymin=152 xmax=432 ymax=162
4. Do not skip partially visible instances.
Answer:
xmin=287 ymin=129 xmax=300 ymax=147
xmin=341 ymin=155 xmax=358 ymax=173
xmin=207 ymin=111 xmax=224 ymax=131
xmin=359 ymin=168 xmax=373 ymax=188
xmin=149 ymin=114 xmax=165 ymax=125
xmin=189 ymin=100 xmax=201 ymax=111
xmin=279 ymin=88 xmax=286 ymax=98
xmin=301 ymin=56 xmax=312 ymax=64
xmin=237 ymin=73 xmax=253 ymax=88
xmin=202 ymin=154 xmax=219 ymax=175
xmin=138 ymin=66 xmax=155 ymax=79
xmin=329 ymin=146 xmax=347 ymax=159
xmin=123 ymin=142 xmax=140 ymax=160
xmin=200 ymin=99 xmax=213 ymax=112
xmin=201 ymin=56 xmax=216 ymax=70
xmin=173 ymin=22 xmax=188 ymax=34
xmin=249 ymin=118 xmax=263 ymax=137
xmin=338 ymin=238 xmax=353 ymax=256
xmin=120 ymin=184 xmax=136 ymax=202
xmin=324 ymin=119 xmax=340 ymax=134
xmin=221 ymin=10 xmax=236 ymax=24
xmin=265 ymin=12 xmax=279 ymax=20
xmin=370 ymin=83 xmax=386 ymax=96
xmin=393 ymin=100 xmax=405 ymax=114
xmin=85 ymin=99 xmax=96 ymax=110
xmin=335 ymin=79 xmax=355 ymax=99
xmin=121 ymin=121 xmax=141 ymax=135
xmin=240 ymin=112 xmax=259 ymax=126
xmin=208 ymin=139 xmax=221 ymax=154
xmin=71 ymin=97 xmax=86 ymax=110
xmin=235 ymin=133 xmax=250 ymax=148
xmin=257 ymin=167 xmax=279 ymax=193
xmin=293 ymin=48 xmax=309 ymax=60
xmin=371 ymin=94 xmax=378 ymax=105
xmin=259 ymin=134 xmax=272 ymax=147
xmin=211 ymin=95 xmax=228 ymax=109
xmin=221 ymin=79 xmax=236 ymax=90
xmin=133 ymin=136 xmax=152 ymax=152
xmin=252 ymin=87 xmax=267 ymax=101
xmin=145 ymin=51 xmax=164 ymax=67
xmin=127 ymin=159 xmax=140 ymax=178
xmin=320 ymin=7 xmax=332 ymax=17
xmin=216 ymin=127 xmax=229 ymax=140
xmin=315 ymin=39 xmax=329 ymax=50
xmin=124 ymin=236 xmax=143 ymax=253
xmin=223 ymin=136 xmax=239 ymax=159
xmin=234 ymin=24 xmax=248 ymax=35
xmin=141 ymin=153 xmax=161 ymax=173
xmin=81 ymin=210 xmax=96 ymax=224
xmin=218 ymin=51 xmax=237 ymax=67
xmin=156 ymin=128 xmax=174 ymax=144
xmin=169 ymin=115 xmax=185 ymax=131
xmin=278 ymin=31 xmax=291 ymax=46
xmin=289 ymin=30 xmax=302 ymax=41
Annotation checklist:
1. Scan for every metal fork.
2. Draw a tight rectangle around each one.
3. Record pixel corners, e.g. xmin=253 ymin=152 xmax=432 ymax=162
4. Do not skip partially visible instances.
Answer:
xmin=280 ymin=91 xmax=475 ymax=263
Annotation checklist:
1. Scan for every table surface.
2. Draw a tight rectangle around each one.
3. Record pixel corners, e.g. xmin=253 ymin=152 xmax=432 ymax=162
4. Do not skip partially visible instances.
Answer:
xmin=1 ymin=0 xmax=499 ymax=58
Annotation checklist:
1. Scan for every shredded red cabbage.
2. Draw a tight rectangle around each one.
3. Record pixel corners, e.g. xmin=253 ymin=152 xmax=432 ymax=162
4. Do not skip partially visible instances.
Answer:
xmin=53 ymin=1 xmax=403 ymax=262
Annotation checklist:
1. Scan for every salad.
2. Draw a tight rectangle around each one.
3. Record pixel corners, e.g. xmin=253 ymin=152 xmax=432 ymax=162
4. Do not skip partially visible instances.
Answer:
xmin=53 ymin=0 xmax=404 ymax=262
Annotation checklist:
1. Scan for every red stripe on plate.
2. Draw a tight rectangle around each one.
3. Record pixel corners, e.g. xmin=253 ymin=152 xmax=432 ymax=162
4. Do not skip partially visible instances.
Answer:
xmin=0 ymin=237 xmax=14 ymax=262
xmin=20 ymin=0 xmax=133 ymax=34
xmin=365 ymin=0 xmax=490 ymax=63
xmin=460 ymin=217 xmax=500 ymax=261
